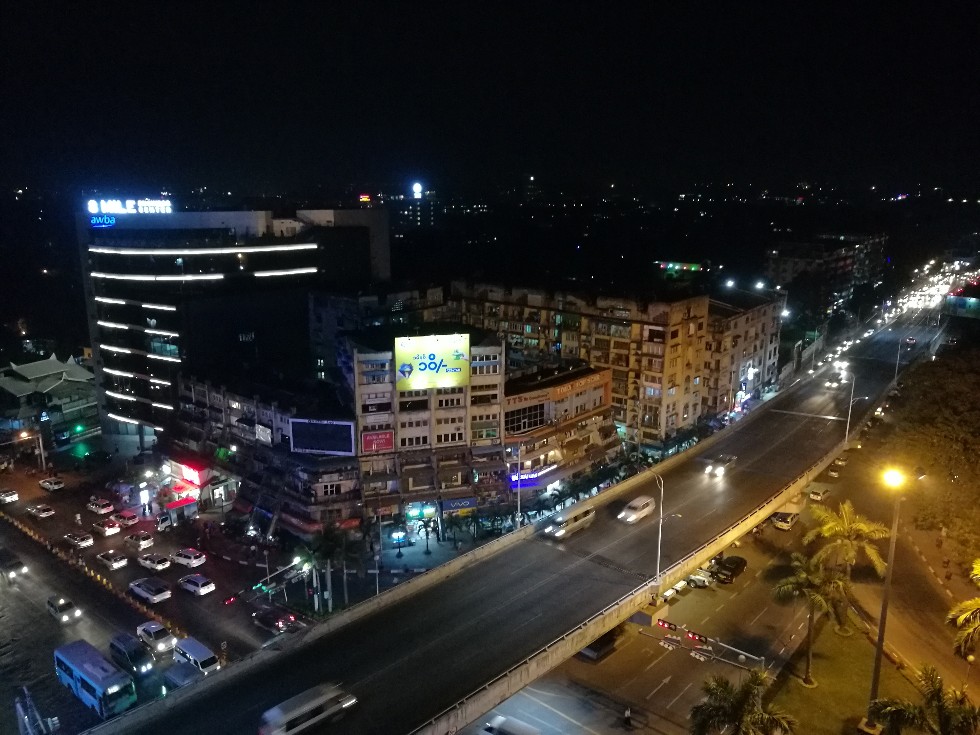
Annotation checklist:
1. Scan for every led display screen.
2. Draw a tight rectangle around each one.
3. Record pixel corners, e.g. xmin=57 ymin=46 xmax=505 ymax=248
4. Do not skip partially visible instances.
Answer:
xmin=394 ymin=333 xmax=471 ymax=391
xmin=290 ymin=419 xmax=356 ymax=456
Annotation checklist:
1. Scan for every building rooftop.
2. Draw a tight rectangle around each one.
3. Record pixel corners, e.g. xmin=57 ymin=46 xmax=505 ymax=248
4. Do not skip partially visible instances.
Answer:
xmin=343 ymin=322 xmax=500 ymax=353
xmin=183 ymin=371 xmax=352 ymax=422
xmin=709 ymin=289 xmax=781 ymax=318
xmin=505 ymin=361 xmax=603 ymax=396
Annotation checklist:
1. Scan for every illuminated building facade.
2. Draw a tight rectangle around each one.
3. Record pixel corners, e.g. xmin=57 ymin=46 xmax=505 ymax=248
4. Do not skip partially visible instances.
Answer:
xmin=76 ymin=198 xmax=390 ymax=447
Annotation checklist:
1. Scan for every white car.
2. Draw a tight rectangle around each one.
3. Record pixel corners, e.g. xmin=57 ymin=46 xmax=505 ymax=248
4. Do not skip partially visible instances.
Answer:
xmin=92 ymin=519 xmax=122 ymax=537
xmin=178 ymin=573 xmax=215 ymax=596
xmin=171 ymin=548 xmax=206 ymax=568
xmin=96 ymin=550 xmax=129 ymax=570
xmin=771 ymin=512 xmax=801 ymax=531
xmin=129 ymin=577 xmax=172 ymax=604
xmin=704 ymin=455 xmax=737 ymax=477
xmin=138 ymin=552 xmax=171 ymax=572
xmin=617 ymin=495 xmax=655 ymax=524
xmin=111 ymin=511 xmax=140 ymax=527
xmin=809 ymin=487 xmax=832 ymax=502
xmin=125 ymin=532 xmax=154 ymax=551
xmin=28 ymin=504 xmax=55 ymax=518
xmin=0 ymin=489 xmax=18 ymax=503
xmin=137 ymin=621 xmax=177 ymax=653
xmin=47 ymin=596 xmax=82 ymax=623
xmin=65 ymin=532 xmax=94 ymax=549
xmin=39 ymin=478 xmax=65 ymax=491
xmin=87 ymin=499 xmax=115 ymax=515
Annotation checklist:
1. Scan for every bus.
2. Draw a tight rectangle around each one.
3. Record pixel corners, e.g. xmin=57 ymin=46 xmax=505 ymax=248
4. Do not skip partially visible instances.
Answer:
xmin=54 ymin=640 xmax=137 ymax=719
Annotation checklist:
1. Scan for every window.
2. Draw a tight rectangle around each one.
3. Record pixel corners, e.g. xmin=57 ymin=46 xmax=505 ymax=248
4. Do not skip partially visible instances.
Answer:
xmin=399 ymin=435 xmax=429 ymax=447
xmin=670 ymin=328 xmax=679 ymax=339
xmin=437 ymin=397 xmax=463 ymax=408
xmin=436 ymin=431 xmax=464 ymax=444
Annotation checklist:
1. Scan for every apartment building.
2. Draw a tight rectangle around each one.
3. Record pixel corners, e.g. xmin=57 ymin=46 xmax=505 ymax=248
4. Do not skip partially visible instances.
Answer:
xmin=703 ymin=294 xmax=784 ymax=418
xmin=338 ymin=324 xmax=508 ymax=521
xmin=504 ymin=363 xmax=619 ymax=502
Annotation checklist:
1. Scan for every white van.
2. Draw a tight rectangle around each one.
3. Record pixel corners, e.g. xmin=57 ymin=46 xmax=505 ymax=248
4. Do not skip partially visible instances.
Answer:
xmin=617 ymin=495 xmax=655 ymax=524
xmin=173 ymin=637 xmax=220 ymax=676
xmin=482 ymin=715 xmax=542 ymax=735
xmin=543 ymin=502 xmax=596 ymax=539
xmin=258 ymin=683 xmax=358 ymax=735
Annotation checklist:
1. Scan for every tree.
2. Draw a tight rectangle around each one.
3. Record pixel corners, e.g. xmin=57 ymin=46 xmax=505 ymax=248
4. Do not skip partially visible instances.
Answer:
xmin=869 ymin=665 xmax=980 ymax=734
xmin=947 ymin=558 xmax=980 ymax=657
xmin=771 ymin=553 xmax=850 ymax=685
xmin=804 ymin=500 xmax=889 ymax=579
xmin=690 ymin=669 xmax=797 ymax=735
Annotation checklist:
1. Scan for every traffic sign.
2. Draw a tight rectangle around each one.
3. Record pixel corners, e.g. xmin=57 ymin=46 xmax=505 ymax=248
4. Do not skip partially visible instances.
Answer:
xmin=659 ymin=641 xmax=677 ymax=651
xmin=691 ymin=651 xmax=708 ymax=662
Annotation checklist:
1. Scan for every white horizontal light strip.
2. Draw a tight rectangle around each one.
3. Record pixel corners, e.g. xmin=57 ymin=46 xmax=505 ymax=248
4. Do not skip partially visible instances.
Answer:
xmin=94 ymin=296 xmax=126 ymax=305
xmin=149 ymin=377 xmax=171 ymax=386
xmin=151 ymin=403 xmax=174 ymax=410
xmin=105 ymin=390 xmax=137 ymax=402
xmin=97 ymin=320 xmax=129 ymax=330
xmin=145 ymin=328 xmax=180 ymax=337
xmin=89 ymin=243 xmax=318 ymax=256
xmin=103 ymin=368 xmax=135 ymax=378
xmin=107 ymin=413 xmax=140 ymax=425
xmin=147 ymin=354 xmax=181 ymax=363
xmin=253 ymin=267 xmax=319 ymax=278
xmin=100 ymin=344 xmax=132 ymax=354
xmin=142 ymin=302 xmax=177 ymax=311
xmin=99 ymin=320 xmax=179 ymax=337
xmin=91 ymin=272 xmax=224 ymax=282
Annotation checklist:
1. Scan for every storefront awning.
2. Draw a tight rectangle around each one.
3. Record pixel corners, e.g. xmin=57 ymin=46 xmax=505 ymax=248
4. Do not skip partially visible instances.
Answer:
xmin=165 ymin=496 xmax=198 ymax=511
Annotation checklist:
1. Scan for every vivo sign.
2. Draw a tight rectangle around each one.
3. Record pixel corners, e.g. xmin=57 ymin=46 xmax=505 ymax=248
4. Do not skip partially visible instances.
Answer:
xmin=87 ymin=198 xmax=173 ymax=227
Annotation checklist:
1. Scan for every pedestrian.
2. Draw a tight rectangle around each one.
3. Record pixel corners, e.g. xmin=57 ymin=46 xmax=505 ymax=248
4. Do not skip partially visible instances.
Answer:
xmin=624 ymin=706 xmax=631 ymax=728
xmin=75 ymin=513 xmax=82 ymax=527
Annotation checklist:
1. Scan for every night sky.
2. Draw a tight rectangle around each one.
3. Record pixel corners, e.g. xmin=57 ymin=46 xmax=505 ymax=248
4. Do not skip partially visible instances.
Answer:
xmin=2 ymin=4 xmax=979 ymax=192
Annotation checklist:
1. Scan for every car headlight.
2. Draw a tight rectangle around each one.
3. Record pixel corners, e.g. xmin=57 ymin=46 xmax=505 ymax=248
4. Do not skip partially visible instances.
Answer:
xmin=627 ymin=514 xmax=636 ymax=522
xmin=74 ymin=609 xmax=82 ymax=617
xmin=544 ymin=525 xmax=554 ymax=533
xmin=157 ymin=642 xmax=166 ymax=651
xmin=554 ymin=529 xmax=566 ymax=537
xmin=704 ymin=466 xmax=713 ymax=473
xmin=716 ymin=467 xmax=725 ymax=476
xmin=617 ymin=511 xmax=625 ymax=519
xmin=21 ymin=566 xmax=27 ymax=574
xmin=62 ymin=614 xmax=69 ymax=622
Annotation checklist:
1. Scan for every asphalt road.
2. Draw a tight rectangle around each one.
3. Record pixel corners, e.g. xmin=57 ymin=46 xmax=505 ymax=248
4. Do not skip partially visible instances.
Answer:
xmin=1 ymin=310 xmax=941 ymax=734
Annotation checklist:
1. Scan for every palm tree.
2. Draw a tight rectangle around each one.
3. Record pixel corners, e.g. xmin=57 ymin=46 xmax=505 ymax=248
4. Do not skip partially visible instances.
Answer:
xmin=690 ymin=669 xmax=797 ymax=735
xmin=772 ymin=553 xmax=850 ymax=685
xmin=947 ymin=558 xmax=980 ymax=657
xmin=869 ymin=665 xmax=980 ymax=734
xmin=804 ymin=500 xmax=889 ymax=579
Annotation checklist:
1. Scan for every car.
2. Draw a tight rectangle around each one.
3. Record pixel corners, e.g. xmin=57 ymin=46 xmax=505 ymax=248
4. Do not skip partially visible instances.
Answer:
xmin=827 ymin=467 xmax=840 ymax=479
xmin=137 ymin=552 xmax=171 ymax=571
xmin=92 ymin=519 xmax=122 ymax=537
xmin=711 ymin=555 xmax=748 ymax=584
xmin=0 ymin=489 xmax=18 ymax=503
xmin=809 ymin=486 xmax=832 ymax=502
xmin=111 ymin=510 xmax=140 ymax=527
xmin=28 ymin=504 xmax=55 ymax=518
xmin=129 ymin=577 xmax=172 ymax=604
xmin=824 ymin=373 xmax=846 ymax=389
xmin=171 ymin=548 xmax=206 ymax=568
xmin=833 ymin=455 xmax=849 ymax=467
xmin=704 ymin=454 xmax=737 ymax=477
xmin=87 ymin=498 xmax=115 ymax=514
xmin=65 ymin=532 xmax=94 ymax=549
xmin=905 ymin=336 xmax=917 ymax=345
xmin=83 ymin=450 xmax=112 ymax=466
xmin=137 ymin=621 xmax=178 ymax=653
xmin=39 ymin=478 xmax=65 ymax=491
xmin=46 ymin=596 xmax=82 ymax=623
xmin=864 ymin=329 xmax=875 ymax=337
xmin=771 ymin=512 xmax=801 ymax=531
xmin=0 ymin=548 xmax=28 ymax=580
xmin=178 ymin=573 xmax=215 ymax=596
xmin=914 ymin=466 xmax=927 ymax=480
xmin=109 ymin=632 xmax=155 ymax=677
xmin=687 ymin=568 xmax=715 ymax=588
xmin=253 ymin=609 xmax=297 ymax=634
xmin=96 ymin=550 xmax=129 ymax=570
xmin=617 ymin=495 xmax=655 ymax=524
xmin=125 ymin=531 xmax=154 ymax=550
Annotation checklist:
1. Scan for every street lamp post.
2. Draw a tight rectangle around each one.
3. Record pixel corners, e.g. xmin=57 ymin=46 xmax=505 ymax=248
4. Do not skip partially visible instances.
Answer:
xmin=964 ymin=654 xmax=976 ymax=691
xmin=862 ymin=469 xmax=906 ymax=732
xmin=894 ymin=337 xmax=902 ymax=381
xmin=845 ymin=379 xmax=868 ymax=440
xmin=654 ymin=474 xmax=665 ymax=584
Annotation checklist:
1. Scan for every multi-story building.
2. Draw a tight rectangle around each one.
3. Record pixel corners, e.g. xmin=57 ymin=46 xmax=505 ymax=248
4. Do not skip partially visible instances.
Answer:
xmin=76 ymin=196 xmax=390 ymax=449
xmin=504 ymin=363 xmax=619 ymax=502
xmin=437 ymin=281 xmax=711 ymax=455
xmin=765 ymin=233 xmax=886 ymax=315
xmin=338 ymin=324 xmax=507 ymax=523
xmin=703 ymin=293 xmax=784 ymax=418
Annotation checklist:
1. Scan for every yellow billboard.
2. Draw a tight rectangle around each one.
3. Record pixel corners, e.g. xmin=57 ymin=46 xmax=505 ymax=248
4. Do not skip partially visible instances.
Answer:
xmin=395 ymin=333 xmax=471 ymax=391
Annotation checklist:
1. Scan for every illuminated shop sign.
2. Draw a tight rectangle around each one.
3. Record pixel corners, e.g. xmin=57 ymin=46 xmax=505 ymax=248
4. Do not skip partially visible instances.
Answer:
xmin=87 ymin=198 xmax=173 ymax=227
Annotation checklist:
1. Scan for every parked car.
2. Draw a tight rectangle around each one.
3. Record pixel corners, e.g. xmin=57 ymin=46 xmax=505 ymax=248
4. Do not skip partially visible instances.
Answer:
xmin=809 ymin=486 xmax=832 ymax=502
xmin=111 ymin=510 xmax=140 ymax=527
xmin=617 ymin=495 xmax=655 ymax=524
xmin=178 ymin=574 xmax=215 ymax=596
xmin=92 ymin=519 xmax=122 ymax=537
xmin=833 ymin=455 xmax=849 ymax=467
xmin=65 ymin=532 xmax=94 ymax=549
xmin=39 ymin=478 xmax=65 ymax=492
xmin=771 ymin=512 xmax=801 ymax=531
xmin=827 ymin=467 xmax=840 ymax=479
xmin=125 ymin=531 xmax=154 ymax=550
xmin=96 ymin=550 xmax=129 ymax=570
xmin=0 ymin=489 xmax=18 ymax=503
xmin=129 ymin=577 xmax=172 ymax=604
xmin=87 ymin=498 xmax=115 ymax=514
xmin=137 ymin=553 xmax=171 ymax=571
xmin=171 ymin=548 xmax=206 ymax=568
xmin=137 ymin=621 xmax=177 ymax=653
xmin=28 ymin=504 xmax=55 ymax=518
xmin=687 ymin=567 xmax=715 ymax=588
xmin=46 ymin=596 xmax=82 ymax=623
xmin=711 ymin=555 xmax=747 ymax=583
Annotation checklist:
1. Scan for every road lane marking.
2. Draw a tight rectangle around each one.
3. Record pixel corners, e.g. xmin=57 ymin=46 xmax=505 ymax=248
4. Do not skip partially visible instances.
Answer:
xmin=715 ymin=603 xmax=725 ymax=612
xmin=769 ymin=408 xmax=846 ymax=421
xmin=645 ymin=676 xmax=671 ymax=700
xmin=668 ymin=682 xmax=692 ymax=709
xmin=515 ymin=689 xmax=604 ymax=735
xmin=700 ymin=616 xmax=710 ymax=625
xmin=749 ymin=607 xmax=768 ymax=625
